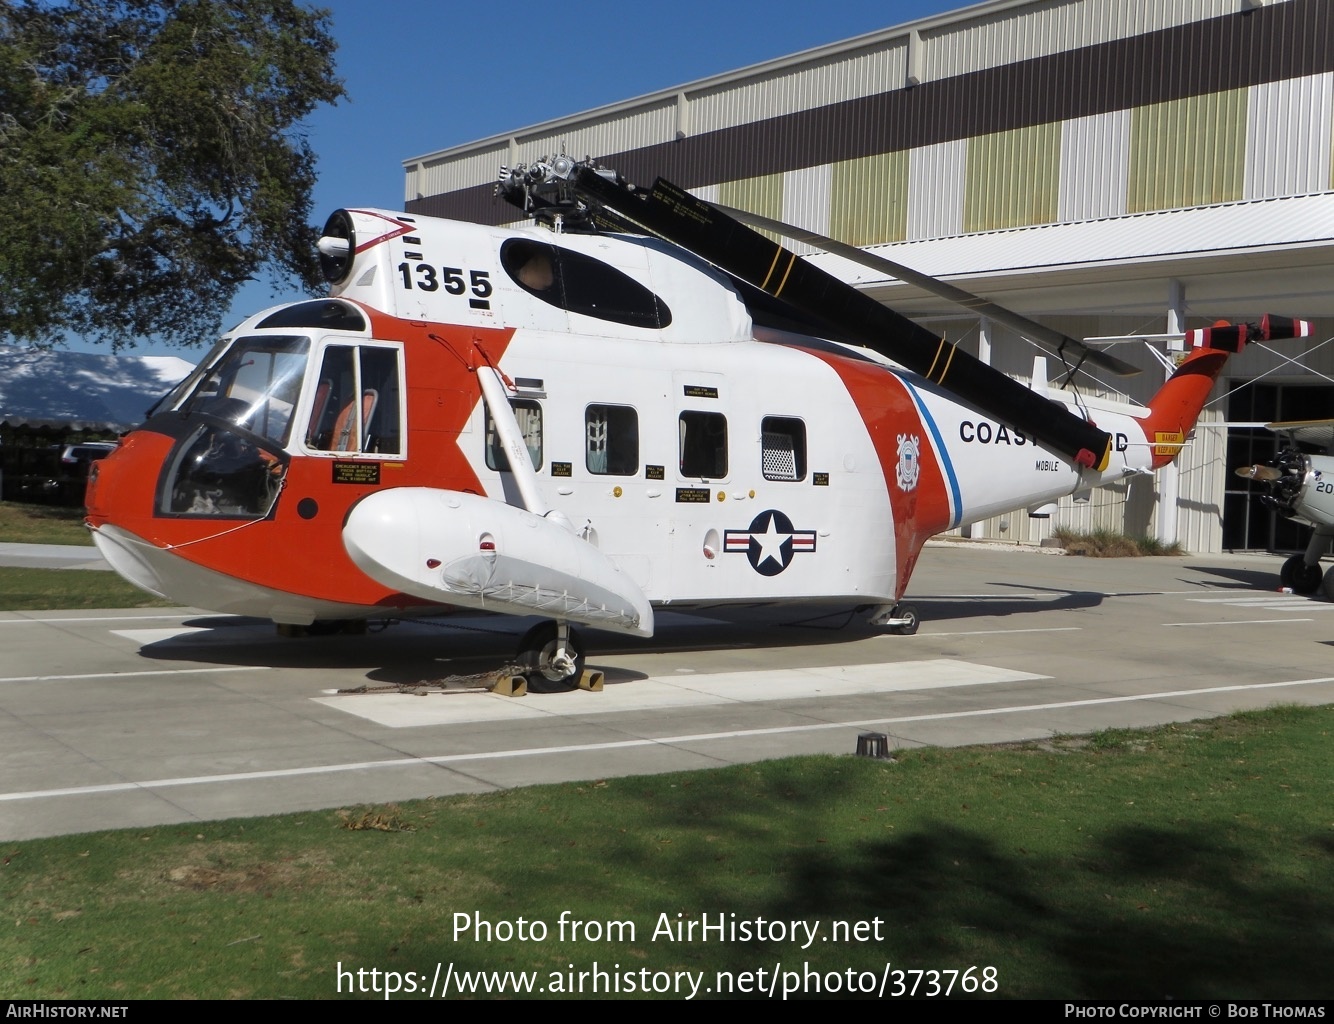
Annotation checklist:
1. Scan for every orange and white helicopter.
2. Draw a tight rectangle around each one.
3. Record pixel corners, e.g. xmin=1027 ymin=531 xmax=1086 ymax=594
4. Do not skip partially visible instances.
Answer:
xmin=84 ymin=159 xmax=1311 ymax=686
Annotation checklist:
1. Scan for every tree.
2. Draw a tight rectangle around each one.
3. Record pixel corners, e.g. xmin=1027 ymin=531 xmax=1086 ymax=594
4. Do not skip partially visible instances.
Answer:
xmin=0 ymin=0 xmax=345 ymax=349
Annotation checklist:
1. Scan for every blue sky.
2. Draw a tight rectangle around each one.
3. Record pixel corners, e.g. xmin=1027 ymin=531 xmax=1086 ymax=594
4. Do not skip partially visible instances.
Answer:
xmin=84 ymin=0 xmax=969 ymax=356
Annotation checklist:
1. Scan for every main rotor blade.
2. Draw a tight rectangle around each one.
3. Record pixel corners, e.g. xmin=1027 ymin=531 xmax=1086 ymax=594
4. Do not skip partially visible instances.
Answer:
xmin=573 ymin=169 xmax=1113 ymax=472
xmin=712 ymin=204 xmax=1141 ymax=378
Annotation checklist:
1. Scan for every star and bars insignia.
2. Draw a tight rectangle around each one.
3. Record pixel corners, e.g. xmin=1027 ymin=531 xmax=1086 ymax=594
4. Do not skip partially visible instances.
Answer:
xmin=723 ymin=509 xmax=817 ymax=576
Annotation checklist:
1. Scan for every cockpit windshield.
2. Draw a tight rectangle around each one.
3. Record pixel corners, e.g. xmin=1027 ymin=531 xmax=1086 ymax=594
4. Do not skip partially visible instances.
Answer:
xmin=156 ymin=335 xmax=309 ymax=519
xmin=178 ymin=336 xmax=310 ymax=448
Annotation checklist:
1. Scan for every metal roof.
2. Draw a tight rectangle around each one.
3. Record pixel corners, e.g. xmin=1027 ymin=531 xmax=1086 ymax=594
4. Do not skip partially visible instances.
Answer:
xmin=809 ymin=192 xmax=1334 ymax=285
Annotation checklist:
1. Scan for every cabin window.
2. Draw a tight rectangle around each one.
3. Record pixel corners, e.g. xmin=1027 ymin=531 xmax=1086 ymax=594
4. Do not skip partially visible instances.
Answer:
xmin=761 ymin=416 xmax=806 ymax=481
xmin=586 ymin=405 xmax=639 ymax=475
xmin=485 ymin=400 xmax=543 ymax=472
xmin=306 ymin=344 xmax=403 ymax=455
xmin=679 ymin=411 xmax=727 ymax=479
xmin=500 ymin=239 xmax=672 ymax=329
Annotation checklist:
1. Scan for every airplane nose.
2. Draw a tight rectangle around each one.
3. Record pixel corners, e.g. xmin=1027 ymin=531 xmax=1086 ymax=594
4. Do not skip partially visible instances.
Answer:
xmin=84 ymin=430 xmax=175 ymax=528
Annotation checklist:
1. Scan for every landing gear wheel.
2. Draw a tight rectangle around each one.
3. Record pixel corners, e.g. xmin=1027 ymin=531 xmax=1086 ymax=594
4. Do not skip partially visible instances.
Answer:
xmin=1280 ymin=555 xmax=1322 ymax=594
xmin=887 ymin=603 xmax=920 ymax=636
xmin=1321 ymin=567 xmax=1334 ymax=602
xmin=517 ymin=621 xmax=586 ymax=692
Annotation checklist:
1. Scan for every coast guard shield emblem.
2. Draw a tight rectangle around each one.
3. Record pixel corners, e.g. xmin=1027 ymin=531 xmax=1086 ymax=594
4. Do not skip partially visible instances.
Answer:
xmin=896 ymin=433 xmax=921 ymax=492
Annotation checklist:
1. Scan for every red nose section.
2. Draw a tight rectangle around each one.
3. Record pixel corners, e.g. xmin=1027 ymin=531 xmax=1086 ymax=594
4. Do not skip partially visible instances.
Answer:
xmin=84 ymin=431 xmax=175 ymax=529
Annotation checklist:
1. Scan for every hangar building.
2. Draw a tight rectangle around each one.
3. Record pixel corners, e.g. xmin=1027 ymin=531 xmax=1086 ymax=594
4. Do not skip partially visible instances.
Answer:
xmin=403 ymin=0 xmax=1334 ymax=554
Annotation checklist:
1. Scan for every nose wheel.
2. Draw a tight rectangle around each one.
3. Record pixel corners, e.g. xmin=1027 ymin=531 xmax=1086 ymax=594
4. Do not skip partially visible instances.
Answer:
xmin=517 ymin=621 xmax=586 ymax=692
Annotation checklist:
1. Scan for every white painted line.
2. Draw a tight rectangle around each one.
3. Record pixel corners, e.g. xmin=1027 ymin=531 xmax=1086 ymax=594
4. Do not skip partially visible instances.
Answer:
xmin=313 ymin=660 xmax=1050 ymax=728
xmin=1215 ymin=601 xmax=1330 ymax=610
xmin=1189 ymin=596 xmax=1320 ymax=605
xmin=3 ymin=676 xmax=1331 ymax=804
xmin=111 ymin=627 xmax=208 ymax=645
xmin=0 ymin=666 xmax=266 ymax=684
xmin=1164 ymin=619 xmax=1314 ymax=627
xmin=917 ymin=627 xmax=1083 ymax=638
xmin=0 ymin=614 xmax=199 ymax=625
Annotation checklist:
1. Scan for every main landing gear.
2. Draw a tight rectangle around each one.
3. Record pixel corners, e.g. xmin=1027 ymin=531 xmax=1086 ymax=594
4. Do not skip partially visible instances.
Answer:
xmin=868 ymin=603 xmax=921 ymax=636
xmin=516 ymin=620 xmax=588 ymax=692
xmin=1281 ymin=533 xmax=1334 ymax=598
xmin=1280 ymin=554 xmax=1322 ymax=595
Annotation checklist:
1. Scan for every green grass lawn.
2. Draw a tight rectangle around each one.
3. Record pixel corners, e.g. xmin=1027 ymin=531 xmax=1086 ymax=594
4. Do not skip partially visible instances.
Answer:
xmin=2 ymin=705 xmax=1329 ymax=1000
xmin=0 ymin=502 xmax=93 ymax=545
xmin=0 ymin=503 xmax=170 ymax=609
xmin=0 ymin=567 xmax=172 ymax=610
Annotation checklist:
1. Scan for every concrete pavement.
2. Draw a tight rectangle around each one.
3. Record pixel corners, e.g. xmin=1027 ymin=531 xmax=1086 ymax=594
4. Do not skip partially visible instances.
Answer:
xmin=2 ymin=542 xmax=1330 ymax=840
xmin=0 ymin=541 xmax=110 ymax=570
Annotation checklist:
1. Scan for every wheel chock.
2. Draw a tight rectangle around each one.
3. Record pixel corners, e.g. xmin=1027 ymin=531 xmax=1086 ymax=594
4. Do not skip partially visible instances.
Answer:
xmin=578 ymin=669 xmax=604 ymax=692
xmin=491 ymin=674 xmax=528 ymax=698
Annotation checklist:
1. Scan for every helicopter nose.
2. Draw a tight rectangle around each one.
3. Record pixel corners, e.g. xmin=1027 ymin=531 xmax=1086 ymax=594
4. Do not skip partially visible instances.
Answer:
xmin=84 ymin=430 xmax=175 ymax=528
xmin=89 ymin=523 xmax=171 ymax=598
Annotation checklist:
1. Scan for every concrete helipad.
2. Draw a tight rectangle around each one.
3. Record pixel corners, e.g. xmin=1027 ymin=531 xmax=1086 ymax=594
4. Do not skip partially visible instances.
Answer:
xmin=2 ymin=543 xmax=1331 ymax=840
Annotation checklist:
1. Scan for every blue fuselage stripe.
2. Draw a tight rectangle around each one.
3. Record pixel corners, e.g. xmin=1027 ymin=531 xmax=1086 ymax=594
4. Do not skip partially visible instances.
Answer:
xmin=903 ymin=379 xmax=962 ymax=529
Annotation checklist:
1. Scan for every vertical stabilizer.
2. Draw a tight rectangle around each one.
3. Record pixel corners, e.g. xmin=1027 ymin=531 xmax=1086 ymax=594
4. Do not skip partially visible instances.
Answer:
xmin=1141 ymin=347 xmax=1229 ymax=470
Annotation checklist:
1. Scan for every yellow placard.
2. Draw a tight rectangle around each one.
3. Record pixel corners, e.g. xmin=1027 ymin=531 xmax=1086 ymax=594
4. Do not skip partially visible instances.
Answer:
xmin=1153 ymin=431 xmax=1184 ymax=457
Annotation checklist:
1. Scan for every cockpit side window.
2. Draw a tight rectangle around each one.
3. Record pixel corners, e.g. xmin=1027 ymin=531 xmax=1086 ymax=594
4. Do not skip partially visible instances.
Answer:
xmin=306 ymin=344 xmax=403 ymax=456
xmin=500 ymin=239 xmax=672 ymax=329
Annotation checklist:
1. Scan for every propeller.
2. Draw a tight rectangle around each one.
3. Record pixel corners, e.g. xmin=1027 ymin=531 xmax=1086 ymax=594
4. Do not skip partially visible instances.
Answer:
xmin=710 ymin=203 xmax=1143 ymax=379
xmin=570 ymin=169 xmax=1114 ymax=472
xmin=1236 ymin=464 xmax=1283 ymax=482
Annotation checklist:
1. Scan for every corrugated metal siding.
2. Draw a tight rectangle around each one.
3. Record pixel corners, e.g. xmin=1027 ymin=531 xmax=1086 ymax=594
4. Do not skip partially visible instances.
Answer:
xmin=1059 ymin=109 xmax=1130 ymax=221
xmin=908 ymin=139 xmax=967 ymax=239
xmin=919 ymin=0 xmax=1241 ymax=81
xmin=512 ymin=102 xmax=678 ymax=168
xmin=1128 ymin=88 xmax=1247 ymax=213
xmin=718 ymin=174 xmax=785 ymax=240
xmin=687 ymin=42 xmax=908 ymax=135
xmin=1171 ymin=406 xmax=1227 ymax=554
xmin=831 ymin=151 xmax=909 ymax=246
xmin=692 ymin=183 xmax=720 ymax=204
xmin=964 ymin=122 xmax=1061 ymax=232
xmin=1225 ymin=327 xmax=1334 ymax=382
xmin=782 ymin=165 xmax=833 ymax=254
xmin=1244 ymin=71 xmax=1334 ymax=199
xmin=413 ymin=144 xmax=510 ymax=202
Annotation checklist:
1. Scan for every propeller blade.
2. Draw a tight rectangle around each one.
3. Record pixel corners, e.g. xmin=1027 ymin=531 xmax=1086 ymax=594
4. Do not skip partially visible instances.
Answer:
xmin=572 ymin=169 xmax=1113 ymax=472
xmin=1235 ymin=464 xmax=1282 ymax=482
xmin=712 ymin=204 xmax=1142 ymax=379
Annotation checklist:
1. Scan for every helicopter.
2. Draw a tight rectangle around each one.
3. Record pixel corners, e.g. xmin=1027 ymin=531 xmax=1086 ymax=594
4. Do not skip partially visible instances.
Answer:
xmin=83 ymin=158 xmax=1311 ymax=688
